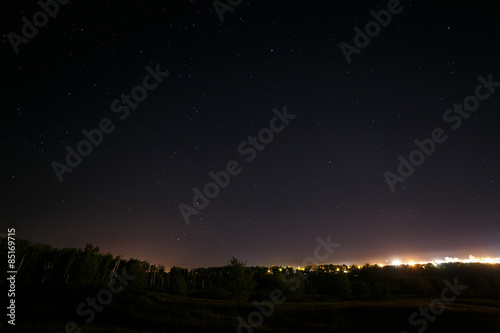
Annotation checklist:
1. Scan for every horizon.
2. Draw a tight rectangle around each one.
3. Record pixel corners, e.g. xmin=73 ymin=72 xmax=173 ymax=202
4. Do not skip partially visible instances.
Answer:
xmin=16 ymin=237 xmax=500 ymax=270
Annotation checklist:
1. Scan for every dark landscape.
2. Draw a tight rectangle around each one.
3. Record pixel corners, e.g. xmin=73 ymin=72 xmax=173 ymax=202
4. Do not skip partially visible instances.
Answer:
xmin=1 ymin=239 xmax=500 ymax=332
xmin=2 ymin=0 xmax=500 ymax=332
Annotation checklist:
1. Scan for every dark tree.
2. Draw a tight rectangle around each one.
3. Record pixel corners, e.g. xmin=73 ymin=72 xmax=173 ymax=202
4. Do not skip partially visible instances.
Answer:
xmin=226 ymin=257 xmax=255 ymax=306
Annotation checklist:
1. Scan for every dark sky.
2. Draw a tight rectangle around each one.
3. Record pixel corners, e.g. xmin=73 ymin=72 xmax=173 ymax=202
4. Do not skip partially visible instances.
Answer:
xmin=2 ymin=0 xmax=499 ymax=268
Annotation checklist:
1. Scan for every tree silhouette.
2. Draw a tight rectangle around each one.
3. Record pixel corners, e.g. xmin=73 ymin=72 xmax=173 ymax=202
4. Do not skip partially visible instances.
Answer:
xmin=75 ymin=244 xmax=100 ymax=284
xmin=169 ymin=266 xmax=189 ymax=296
xmin=226 ymin=257 xmax=255 ymax=306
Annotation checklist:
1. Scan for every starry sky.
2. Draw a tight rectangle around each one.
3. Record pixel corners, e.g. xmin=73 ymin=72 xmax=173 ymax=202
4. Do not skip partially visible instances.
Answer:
xmin=2 ymin=0 xmax=500 ymax=268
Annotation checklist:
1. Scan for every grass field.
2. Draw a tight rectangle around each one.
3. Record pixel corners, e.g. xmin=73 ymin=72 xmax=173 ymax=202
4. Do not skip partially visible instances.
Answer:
xmin=2 ymin=285 xmax=500 ymax=332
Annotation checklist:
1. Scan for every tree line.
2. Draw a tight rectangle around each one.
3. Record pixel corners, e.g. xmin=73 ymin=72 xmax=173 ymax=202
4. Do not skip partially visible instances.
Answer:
xmin=2 ymin=239 xmax=500 ymax=303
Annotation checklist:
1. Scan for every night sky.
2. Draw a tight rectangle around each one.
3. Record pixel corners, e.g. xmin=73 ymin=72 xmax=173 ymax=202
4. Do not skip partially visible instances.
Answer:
xmin=2 ymin=0 xmax=500 ymax=269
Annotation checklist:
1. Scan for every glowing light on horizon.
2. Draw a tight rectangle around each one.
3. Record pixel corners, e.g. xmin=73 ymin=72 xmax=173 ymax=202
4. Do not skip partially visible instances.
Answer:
xmin=385 ymin=255 xmax=500 ymax=267
xmin=278 ymin=254 xmax=500 ymax=270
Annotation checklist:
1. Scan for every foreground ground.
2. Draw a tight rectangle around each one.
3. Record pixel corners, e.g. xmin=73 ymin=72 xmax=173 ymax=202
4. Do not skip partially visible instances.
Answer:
xmin=3 ymin=285 xmax=500 ymax=332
